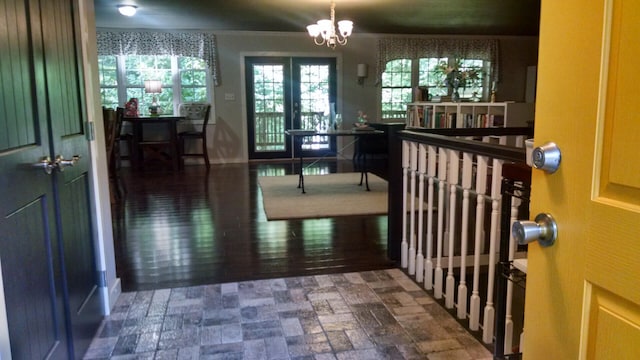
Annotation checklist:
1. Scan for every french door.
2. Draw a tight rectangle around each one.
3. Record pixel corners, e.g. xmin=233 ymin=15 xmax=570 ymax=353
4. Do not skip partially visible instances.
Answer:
xmin=245 ymin=57 xmax=337 ymax=160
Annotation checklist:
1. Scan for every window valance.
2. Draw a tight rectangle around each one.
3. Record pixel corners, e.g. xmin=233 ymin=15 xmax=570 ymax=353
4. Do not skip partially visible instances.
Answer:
xmin=376 ymin=38 xmax=500 ymax=84
xmin=97 ymin=31 xmax=220 ymax=86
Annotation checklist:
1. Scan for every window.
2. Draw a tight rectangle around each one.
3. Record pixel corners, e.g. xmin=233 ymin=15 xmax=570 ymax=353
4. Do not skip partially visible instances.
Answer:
xmin=98 ymin=55 xmax=212 ymax=116
xmin=418 ymin=57 xmax=449 ymax=97
xmin=98 ymin=56 xmax=119 ymax=110
xmin=380 ymin=59 xmax=413 ymax=119
xmin=381 ymin=57 xmax=491 ymax=119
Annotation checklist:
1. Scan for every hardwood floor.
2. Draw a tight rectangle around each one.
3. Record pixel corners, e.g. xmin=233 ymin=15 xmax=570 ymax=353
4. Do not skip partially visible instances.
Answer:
xmin=112 ymin=159 xmax=397 ymax=292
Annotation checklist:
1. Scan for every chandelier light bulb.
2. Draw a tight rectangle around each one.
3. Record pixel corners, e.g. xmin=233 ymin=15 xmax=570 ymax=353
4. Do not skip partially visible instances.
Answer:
xmin=307 ymin=0 xmax=353 ymax=49
xmin=118 ymin=4 xmax=137 ymax=17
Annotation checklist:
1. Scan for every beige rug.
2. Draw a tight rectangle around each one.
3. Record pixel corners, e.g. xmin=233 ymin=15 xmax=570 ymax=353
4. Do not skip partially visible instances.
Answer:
xmin=258 ymin=172 xmax=388 ymax=220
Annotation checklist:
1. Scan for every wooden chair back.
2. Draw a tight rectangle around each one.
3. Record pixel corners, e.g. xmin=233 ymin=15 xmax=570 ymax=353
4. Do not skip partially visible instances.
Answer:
xmin=178 ymin=103 xmax=212 ymax=133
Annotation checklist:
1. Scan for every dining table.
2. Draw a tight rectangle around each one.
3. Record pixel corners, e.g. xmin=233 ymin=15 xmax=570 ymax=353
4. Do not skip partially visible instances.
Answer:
xmin=122 ymin=115 xmax=185 ymax=171
xmin=285 ymin=128 xmax=385 ymax=193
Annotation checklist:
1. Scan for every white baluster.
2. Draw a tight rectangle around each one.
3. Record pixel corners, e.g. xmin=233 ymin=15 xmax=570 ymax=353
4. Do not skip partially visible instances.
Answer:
xmin=469 ymin=155 xmax=488 ymax=331
xmin=445 ymin=149 xmax=459 ymax=309
xmin=424 ymin=145 xmax=437 ymax=290
xmin=401 ymin=141 xmax=410 ymax=268
xmin=408 ymin=142 xmax=418 ymax=275
xmin=515 ymin=135 xmax=524 ymax=148
xmin=504 ymin=197 xmax=521 ymax=354
xmin=483 ymin=158 xmax=503 ymax=344
xmin=499 ymin=135 xmax=508 ymax=146
xmin=457 ymin=151 xmax=473 ymax=319
xmin=415 ymin=144 xmax=427 ymax=283
xmin=434 ymin=148 xmax=447 ymax=299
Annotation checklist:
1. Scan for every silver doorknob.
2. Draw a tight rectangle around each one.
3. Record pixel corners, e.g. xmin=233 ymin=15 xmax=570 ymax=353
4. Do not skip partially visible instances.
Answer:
xmin=33 ymin=156 xmax=56 ymax=174
xmin=531 ymin=142 xmax=561 ymax=173
xmin=512 ymin=213 xmax=558 ymax=247
xmin=55 ymin=155 xmax=80 ymax=171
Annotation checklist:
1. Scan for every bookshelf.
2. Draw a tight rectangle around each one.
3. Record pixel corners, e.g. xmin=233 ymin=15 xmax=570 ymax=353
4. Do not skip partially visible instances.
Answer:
xmin=405 ymin=102 xmax=535 ymax=129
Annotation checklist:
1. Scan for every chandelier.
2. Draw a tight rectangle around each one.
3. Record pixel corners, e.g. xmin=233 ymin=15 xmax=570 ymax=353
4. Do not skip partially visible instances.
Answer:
xmin=306 ymin=0 xmax=353 ymax=49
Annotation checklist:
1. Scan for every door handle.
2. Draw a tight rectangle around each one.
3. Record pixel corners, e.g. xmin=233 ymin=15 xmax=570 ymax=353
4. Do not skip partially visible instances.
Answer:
xmin=512 ymin=213 xmax=558 ymax=247
xmin=530 ymin=142 xmax=561 ymax=173
xmin=54 ymin=155 xmax=80 ymax=171
xmin=33 ymin=156 xmax=56 ymax=175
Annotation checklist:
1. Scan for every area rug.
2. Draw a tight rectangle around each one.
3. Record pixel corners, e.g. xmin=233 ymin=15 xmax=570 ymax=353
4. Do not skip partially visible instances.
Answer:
xmin=258 ymin=172 xmax=388 ymax=220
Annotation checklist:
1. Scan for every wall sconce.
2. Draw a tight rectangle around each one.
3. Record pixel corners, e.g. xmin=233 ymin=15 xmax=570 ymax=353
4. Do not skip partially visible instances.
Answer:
xmin=357 ymin=63 xmax=368 ymax=86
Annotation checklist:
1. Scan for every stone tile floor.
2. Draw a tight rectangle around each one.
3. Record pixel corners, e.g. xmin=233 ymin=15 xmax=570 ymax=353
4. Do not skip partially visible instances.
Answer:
xmin=84 ymin=269 xmax=492 ymax=359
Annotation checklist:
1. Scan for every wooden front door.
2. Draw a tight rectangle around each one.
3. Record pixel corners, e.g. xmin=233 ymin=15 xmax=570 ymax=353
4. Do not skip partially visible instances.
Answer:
xmin=0 ymin=0 xmax=102 ymax=358
xmin=524 ymin=0 xmax=640 ymax=358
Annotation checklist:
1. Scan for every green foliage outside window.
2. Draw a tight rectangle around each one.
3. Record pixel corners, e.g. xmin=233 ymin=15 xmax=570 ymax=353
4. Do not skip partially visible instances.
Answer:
xmin=98 ymin=56 xmax=119 ymax=109
xmin=179 ymin=57 xmax=208 ymax=103
xmin=253 ymin=65 xmax=284 ymax=114
xmin=418 ymin=58 xmax=449 ymax=97
xmin=381 ymin=59 xmax=412 ymax=119
xmin=381 ymin=57 xmax=489 ymax=118
xmin=300 ymin=65 xmax=330 ymax=114
xmin=98 ymin=55 xmax=210 ymax=116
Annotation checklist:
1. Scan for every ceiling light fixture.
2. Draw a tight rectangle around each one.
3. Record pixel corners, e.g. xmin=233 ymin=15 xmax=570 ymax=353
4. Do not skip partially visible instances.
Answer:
xmin=306 ymin=0 xmax=353 ymax=49
xmin=117 ymin=4 xmax=138 ymax=17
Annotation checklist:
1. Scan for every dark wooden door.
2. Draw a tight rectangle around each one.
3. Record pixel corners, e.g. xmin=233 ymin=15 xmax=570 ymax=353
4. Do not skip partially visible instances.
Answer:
xmin=0 ymin=0 xmax=102 ymax=358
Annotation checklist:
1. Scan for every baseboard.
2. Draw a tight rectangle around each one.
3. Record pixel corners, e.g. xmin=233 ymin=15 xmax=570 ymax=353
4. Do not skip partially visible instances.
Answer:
xmin=105 ymin=277 xmax=122 ymax=315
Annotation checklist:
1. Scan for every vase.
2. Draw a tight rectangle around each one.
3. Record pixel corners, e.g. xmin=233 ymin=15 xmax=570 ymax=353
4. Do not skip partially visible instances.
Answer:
xmin=452 ymin=89 xmax=460 ymax=102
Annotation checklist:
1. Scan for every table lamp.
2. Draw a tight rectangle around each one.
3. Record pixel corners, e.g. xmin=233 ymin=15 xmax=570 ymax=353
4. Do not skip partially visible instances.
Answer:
xmin=144 ymin=80 xmax=162 ymax=116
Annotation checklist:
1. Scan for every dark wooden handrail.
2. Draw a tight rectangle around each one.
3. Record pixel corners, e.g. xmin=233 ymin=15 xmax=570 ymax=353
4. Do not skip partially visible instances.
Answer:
xmin=397 ymin=127 xmax=534 ymax=163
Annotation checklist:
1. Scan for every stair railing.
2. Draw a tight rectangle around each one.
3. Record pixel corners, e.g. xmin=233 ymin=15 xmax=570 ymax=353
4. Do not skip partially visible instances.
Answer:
xmin=391 ymin=127 xmax=532 ymax=355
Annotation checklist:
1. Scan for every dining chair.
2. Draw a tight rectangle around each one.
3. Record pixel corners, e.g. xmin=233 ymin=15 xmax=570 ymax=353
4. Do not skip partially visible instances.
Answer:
xmin=104 ymin=107 xmax=127 ymax=201
xmin=178 ymin=103 xmax=212 ymax=169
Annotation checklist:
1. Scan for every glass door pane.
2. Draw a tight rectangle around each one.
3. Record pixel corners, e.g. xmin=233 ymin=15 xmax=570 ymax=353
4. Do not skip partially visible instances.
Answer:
xmin=292 ymin=57 xmax=336 ymax=159
xmin=246 ymin=57 xmax=291 ymax=159
xmin=245 ymin=57 xmax=336 ymax=160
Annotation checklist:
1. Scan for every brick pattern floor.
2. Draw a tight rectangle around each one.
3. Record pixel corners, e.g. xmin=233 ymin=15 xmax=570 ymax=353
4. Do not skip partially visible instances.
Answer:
xmin=84 ymin=269 xmax=492 ymax=359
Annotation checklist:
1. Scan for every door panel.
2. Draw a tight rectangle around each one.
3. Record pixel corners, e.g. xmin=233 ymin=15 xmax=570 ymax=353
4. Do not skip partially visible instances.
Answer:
xmin=524 ymin=0 xmax=640 ymax=358
xmin=42 ymin=0 xmax=103 ymax=358
xmin=292 ymin=57 xmax=337 ymax=159
xmin=58 ymin=174 xmax=101 ymax=358
xmin=0 ymin=0 xmax=70 ymax=358
xmin=0 ymin=0 xmax=102 ymax=358
xmin=246 ymin=56 xmax=337 ymax=160
xmin=246 ymin=57 xmax=292 ymax=159
xmin=0 ymin=200 xmax=67 ymax=359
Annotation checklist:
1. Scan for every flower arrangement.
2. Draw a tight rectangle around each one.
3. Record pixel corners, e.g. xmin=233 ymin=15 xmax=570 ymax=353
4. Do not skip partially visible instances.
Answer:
xmin=357 ymin=110 xmax=368 ymax=123
xmin=355 ymin=110 xmax=369 ymax=128
xmin=438 ymin=63 xmax=483 ymax=100
xmin=445 ymin=67 xmax=465 ymax=91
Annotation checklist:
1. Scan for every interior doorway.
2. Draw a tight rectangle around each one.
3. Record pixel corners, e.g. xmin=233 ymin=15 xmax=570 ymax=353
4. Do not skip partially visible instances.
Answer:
xmin=245 ymin=56 xmax=337 ymax=160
